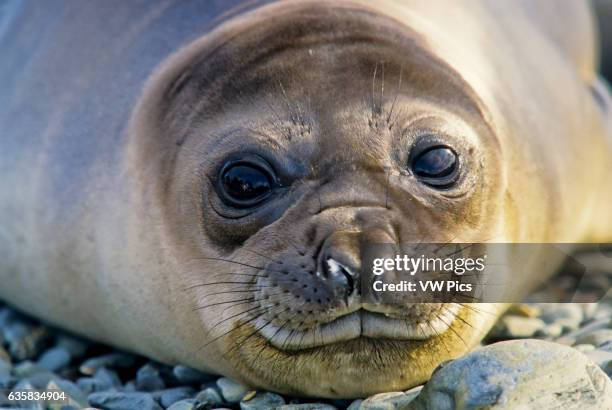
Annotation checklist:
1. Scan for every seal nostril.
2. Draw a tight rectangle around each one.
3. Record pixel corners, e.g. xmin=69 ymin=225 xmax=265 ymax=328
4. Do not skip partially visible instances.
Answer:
xmin=341 ymin=265 xmax=355 ymax=295
xmin=324 ymin=258 xmax=358 ymax=300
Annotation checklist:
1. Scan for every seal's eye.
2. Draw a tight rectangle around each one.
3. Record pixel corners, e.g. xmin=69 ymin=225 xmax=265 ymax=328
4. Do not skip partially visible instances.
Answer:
xmin=411 ymin=145 xmax=459 ymax=188
xmin=218 ymin=160 xmax=275 ymax=208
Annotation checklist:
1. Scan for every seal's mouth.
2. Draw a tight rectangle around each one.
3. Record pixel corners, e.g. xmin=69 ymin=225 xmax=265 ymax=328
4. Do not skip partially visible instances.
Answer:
xmin=256 ymin=304 xmax=460 ymax=350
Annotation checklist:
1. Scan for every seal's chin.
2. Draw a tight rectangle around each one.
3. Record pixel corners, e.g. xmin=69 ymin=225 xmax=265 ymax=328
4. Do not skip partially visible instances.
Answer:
xmin=256 ymin=304 xmax=460 ymax=350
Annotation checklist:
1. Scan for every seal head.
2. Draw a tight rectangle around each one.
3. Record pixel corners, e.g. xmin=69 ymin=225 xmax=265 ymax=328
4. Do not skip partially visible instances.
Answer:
xmin=131 ymin=1 xmax=506 ymax=398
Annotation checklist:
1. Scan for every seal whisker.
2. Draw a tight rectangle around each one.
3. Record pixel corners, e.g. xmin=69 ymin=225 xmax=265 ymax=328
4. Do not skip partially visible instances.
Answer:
xmin=199 ymin=287 xmax=277 ymax=298
xmin=435 ymin=309 xmax=468 ymax=349
xmin=191 ymin=256 xmax=265 ymax=271
xmin=425 ymin=320 xmax=449 ymax=353
xmin=262 ymin=99 xmax=293 ymax=141
xmin=445 ymin=305 xmax=475 ymax=330
xmin=384 ymin=166 xmax=391 ymax=209
xmin=251 ymin=321 xmax=286 ymax=365
xmin=235 ymin=87 xmax=292 ymax=141
xmin=380 ymin=61 xmax=385 ymax=112
xmin=204 ymin=292 xmax=297 ymax=353
xmin=457 ymin=303 xmax=499 ymax=317
xmin=207 ymin=305 xmax=268 ymax=333
xmin=226 ymin=305 xmax=295 ymax=356
xmin=293 ymin=320 xmax=310 ymax=352
xmin=193 ymin=297 xmax=257 ymax=311
xmin=387 ymin=63 xmax=403 ymax=125
xmin=197 ymin=290 xmax=288 ymax=313
xmin=451 ymin=293 xmax=481 ymax=303
xmin=182 ymin=276 xmax=268 ymax=292
xmin=198 ymin=310 xmax=268 ymax=353
xmin=371 ymin=62 xmax=378 ymax=120
xmin=184 ymin=281 xmax=259 ymax=291
xmin=277 ymin=79 xmax=299 ymax=125
xmin=239 ymin=297 xmax=311 ymax=360
xmin=189 ymin=256 xmax=292 ymax=277
xmin=208 ymin=272 xmax=267 ymax=278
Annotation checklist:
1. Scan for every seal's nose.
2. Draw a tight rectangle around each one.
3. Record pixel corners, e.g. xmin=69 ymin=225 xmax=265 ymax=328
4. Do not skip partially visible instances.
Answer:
xmin=318 ymin=231 xmax=361 ymax=302
xmin=318 ymin=227 xmax=398 ymax=304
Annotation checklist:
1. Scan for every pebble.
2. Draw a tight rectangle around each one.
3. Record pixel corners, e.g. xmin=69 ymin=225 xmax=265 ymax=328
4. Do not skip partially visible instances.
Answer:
xmin=556 ymin=317 xmax=612 ymax=345
xmin=153 ymin=387 xmax=196 ymax=408
xmin=7 ymin=381 xmax=44 ymax=410
xmin=240 ymin=391 xmax=285 ymax=410
xmin=79 ymin=352 xmax=137 ymax=375
xmin=535 ymin=322 xmax=563 ymax=338
xmin=24 ymin=370 xmax=59 ymax=389
xmin=538 ymin=303 xmax=584 ymax=330
xmin=56 ymin=334 xmax=90 ymax=359
xmin=2 ymin=320 xmax=29 ymax=343
xmin=605 ymin=361 xmax=612 ymax=378
xmin=216 ymin=377 xmax=250 ymax=403
xmin=48 ymin=379 xmax=89 ymax=408
xmin=172 ymin=365 xmax=215 ymax=385
xmin=408 ymin=339 xmax=612 ymax=410
xmin=195 ymin=385 xmax=224 ymax=407
xmin=88 ymin=391 xmax=163 ymax=410
xmin=358 ymin=386 xmax=422 ymax=410
xmin=95 ymin=367 xmax=122 ymax=388
xmin=37 ymin=346 xmax=72 ymax=372
xmin=167 ymin=399 xmax=198 ymax=410
xmin=494 ymin=315 xmax=546 ymax=338
xmin=573 ymin=343 xmax=596 ymax=353
xmin=593 ymin=303 xmax=612 ymax=321
xmin=0 ymin=345 xmax=10 ymax=364
xmin=0 ymin=373 xmax=17 ymax=389
xmin=575 ymin=329 xmax=612 ymax=346
xmin=6 ymin=324 xmax=48 ymax=361
xmin=0 ymin=353 xmax=10 ymax=377
xmin=580 ymin=303 xmax=600 ymax=321
xmin=136 ymin=363 xmax=166 ymax=391
xmin=77 ymin=373 xmax=119 ymax=394
xmin=599 ymin=339 xmax=612 ymax=352
xmin=12 ymin=360 xmax=43 ymax=377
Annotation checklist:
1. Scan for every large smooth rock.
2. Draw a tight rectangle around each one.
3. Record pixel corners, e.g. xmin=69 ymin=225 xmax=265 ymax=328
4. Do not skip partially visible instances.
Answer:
xmin=408 ymin=339 xmax=612 ymax=410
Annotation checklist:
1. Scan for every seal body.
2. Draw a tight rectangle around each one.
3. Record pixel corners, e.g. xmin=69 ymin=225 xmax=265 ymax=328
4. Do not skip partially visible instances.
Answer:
xmin=0 ymin=0 xmax=611 ymax=398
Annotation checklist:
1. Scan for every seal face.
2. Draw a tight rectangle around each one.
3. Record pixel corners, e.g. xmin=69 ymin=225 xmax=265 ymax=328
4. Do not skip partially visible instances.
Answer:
xmin=129 ymin=1 xmax=506 ymax=397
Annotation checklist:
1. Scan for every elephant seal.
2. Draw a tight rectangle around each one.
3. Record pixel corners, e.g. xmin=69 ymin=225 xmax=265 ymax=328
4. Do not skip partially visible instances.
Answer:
xmin=0 ymin=0 xmax=611 ymax=398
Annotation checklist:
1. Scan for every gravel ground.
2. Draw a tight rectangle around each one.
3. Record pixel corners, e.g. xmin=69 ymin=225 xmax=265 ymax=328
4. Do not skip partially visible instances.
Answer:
xmin=1 ymin=254 xmax=611 ymax=410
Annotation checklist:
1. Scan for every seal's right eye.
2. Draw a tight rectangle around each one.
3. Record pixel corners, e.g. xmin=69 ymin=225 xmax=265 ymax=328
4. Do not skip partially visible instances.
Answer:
xmin=218 ymin=159 xmax=275 ymax=208
xmin=409 ymin=142 xmax=460 ymax=189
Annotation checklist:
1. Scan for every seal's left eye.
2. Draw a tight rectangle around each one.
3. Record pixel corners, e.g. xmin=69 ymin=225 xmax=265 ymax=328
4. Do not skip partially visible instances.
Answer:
xmin=218 ymin=161 xmax=275 ymax=208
